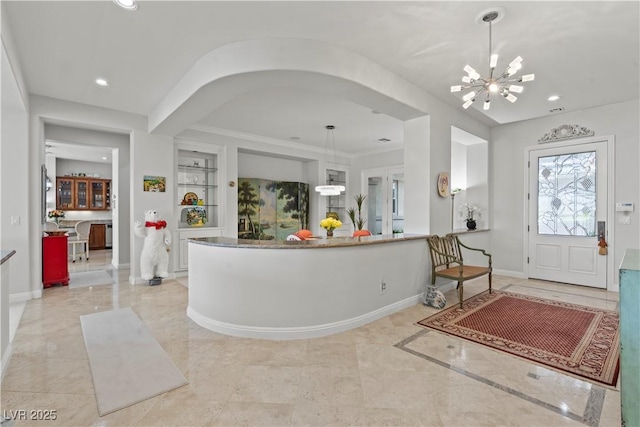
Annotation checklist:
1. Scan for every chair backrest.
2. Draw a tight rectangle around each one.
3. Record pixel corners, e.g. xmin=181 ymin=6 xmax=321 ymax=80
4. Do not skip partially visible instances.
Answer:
xmin=75 ymin=221 xmax=92 ymax=240
xmin=427 ymin=235 xmax=463 ymax=270
xmin=44 ymin=221 xmax=59 ymax=231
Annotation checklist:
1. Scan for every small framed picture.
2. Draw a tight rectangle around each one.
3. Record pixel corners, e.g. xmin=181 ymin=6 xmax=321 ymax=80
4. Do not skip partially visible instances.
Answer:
xmin=143 ymin=175 xmax=166 ymax=192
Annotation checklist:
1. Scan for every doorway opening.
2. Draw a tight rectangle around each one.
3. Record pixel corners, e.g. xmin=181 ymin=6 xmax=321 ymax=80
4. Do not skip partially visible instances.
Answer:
xmin=44 ymin=140 xmax=117 ymax=275
xmin=362 ymin=166 xmax=404 ymax=235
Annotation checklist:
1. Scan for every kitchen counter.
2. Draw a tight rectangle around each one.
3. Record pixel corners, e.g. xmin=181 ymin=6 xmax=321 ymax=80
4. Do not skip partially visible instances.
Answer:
xmin=187 ymin=233 xmax=429 ymax=340
xmin=57 ymin=219 xmax=112 ymax=228
xmin=190 ymin=233 xmax=427 ymax=249
xmin=1 ymin=249 xmax=16 ymax=375
xmin=1 ymin=249 xmax=16 ymax=265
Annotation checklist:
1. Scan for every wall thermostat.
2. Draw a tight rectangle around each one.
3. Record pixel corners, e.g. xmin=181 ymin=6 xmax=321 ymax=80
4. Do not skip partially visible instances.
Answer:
xmin=615 ymin=202 xmax=634 ymax=212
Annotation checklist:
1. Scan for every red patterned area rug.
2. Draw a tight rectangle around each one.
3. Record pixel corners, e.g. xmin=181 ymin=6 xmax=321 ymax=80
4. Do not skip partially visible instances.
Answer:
xmin=417 ymin=290 xmax=620 ymax=387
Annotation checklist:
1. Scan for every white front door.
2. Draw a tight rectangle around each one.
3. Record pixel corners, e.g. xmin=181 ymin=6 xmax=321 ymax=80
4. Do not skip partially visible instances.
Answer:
xmin=528 ymin=141 xmax=608 ymax=288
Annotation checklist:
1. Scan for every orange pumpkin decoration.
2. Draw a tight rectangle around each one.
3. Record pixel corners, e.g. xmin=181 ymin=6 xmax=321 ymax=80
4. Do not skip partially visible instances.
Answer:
xmin=353 ymin=230 xmax=372 ymax=237
xmin=295 ymin=229 xmax=314 ymax=240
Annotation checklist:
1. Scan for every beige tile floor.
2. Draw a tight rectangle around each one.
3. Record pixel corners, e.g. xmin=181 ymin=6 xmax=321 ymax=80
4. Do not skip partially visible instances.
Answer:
xmin=1 ymin=270 xmax=621 ymax=426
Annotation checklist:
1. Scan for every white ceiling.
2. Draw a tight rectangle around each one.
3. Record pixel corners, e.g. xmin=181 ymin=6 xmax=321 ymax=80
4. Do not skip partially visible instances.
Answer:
xmin=4 ymin=1 xmax=639 ymax=155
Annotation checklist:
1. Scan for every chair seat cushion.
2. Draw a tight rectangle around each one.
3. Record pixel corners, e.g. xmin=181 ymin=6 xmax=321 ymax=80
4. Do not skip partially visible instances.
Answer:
xmin=435 ymin=265 xmax=490 ymax=280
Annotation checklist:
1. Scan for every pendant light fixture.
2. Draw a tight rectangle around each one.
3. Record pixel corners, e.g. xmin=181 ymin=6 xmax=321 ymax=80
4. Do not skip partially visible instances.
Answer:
xmin=451 ymin=10 xmax=535 ymax=110
xmin=315 ymin=125 xmax=346 ymax=196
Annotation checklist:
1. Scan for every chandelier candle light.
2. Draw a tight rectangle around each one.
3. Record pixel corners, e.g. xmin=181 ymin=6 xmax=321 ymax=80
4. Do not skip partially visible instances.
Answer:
xmin=315 ymin=125 xmax=346 ymax=196
xmin=451 ymin=10 xmax=535 ymax=110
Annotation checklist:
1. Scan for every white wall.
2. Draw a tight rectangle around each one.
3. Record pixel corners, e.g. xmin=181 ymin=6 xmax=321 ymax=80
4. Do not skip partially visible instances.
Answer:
xmin=238 ymin=152 xmax=308 ymax=182
xmin=491 ymin=99 xmax=640 ymax=282
xmin=450 ymin=141 xmax=467 ymax=191
xmin=1 ymin=43 xmax=30 ymax=299
xmin=56 ymin=159 xmax=112 ymax=179
xmin=130 ymin=131 xmax=174 ymax=283
xmin=350 ymin=149 xmax=403 ymax=197
xmin=404 ymin=108 xmax=491 ymax=237
xmin=451 ymin=141 xmax=489 ymax=231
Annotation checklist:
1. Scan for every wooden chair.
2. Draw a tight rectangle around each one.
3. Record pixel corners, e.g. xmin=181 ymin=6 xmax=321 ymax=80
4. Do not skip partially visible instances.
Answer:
xmin=427 ymin=234 xmax=492 ymax=308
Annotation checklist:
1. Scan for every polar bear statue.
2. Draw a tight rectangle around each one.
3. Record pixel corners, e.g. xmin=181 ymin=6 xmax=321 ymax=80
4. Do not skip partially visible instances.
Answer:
xmin=134 ymin=209 xmax=171 ymax=282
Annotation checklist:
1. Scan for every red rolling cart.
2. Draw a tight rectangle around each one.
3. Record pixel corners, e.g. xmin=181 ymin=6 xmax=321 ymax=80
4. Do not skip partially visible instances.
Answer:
xmin=42 ymin=235 xmax=69 ymax=288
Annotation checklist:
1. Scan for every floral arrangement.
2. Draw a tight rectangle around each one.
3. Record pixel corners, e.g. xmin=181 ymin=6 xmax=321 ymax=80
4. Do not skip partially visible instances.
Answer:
xmin=47 ymin=209 xmax=65 ymax=222
xmin=319 ymin=217 xmax=342 ymax=231
xmin=458 ymin=203 xmax=481 ymax=221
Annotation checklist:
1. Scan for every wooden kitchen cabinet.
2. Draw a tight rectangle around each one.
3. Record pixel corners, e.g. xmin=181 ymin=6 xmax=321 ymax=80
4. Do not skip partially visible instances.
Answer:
xmin=56 ymin=177 xmax=111 ymax=211
xmin=89 ymin=224 xmax=106 ymax=250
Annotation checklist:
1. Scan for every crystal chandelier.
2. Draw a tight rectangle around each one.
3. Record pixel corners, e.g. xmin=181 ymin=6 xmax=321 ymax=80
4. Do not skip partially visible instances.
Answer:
xmin=315 ymin=125 xmax=345 ymax=196
xmin=451 ymin=11 xmax=535 ymax=110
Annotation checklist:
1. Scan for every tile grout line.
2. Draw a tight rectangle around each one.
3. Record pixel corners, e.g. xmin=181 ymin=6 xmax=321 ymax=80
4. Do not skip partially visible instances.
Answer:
xmin=395 ymin=330 xmax=593 ymax=426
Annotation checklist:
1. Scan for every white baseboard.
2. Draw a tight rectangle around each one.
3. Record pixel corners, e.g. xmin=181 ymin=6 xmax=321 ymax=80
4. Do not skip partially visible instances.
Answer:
xmin=437 ymin=281 xmax=457 ymax=293
xmin=188 ymin=293 xmax=423 ymax=340
xmin=9 ymin=289 xmax=41 ymax=303
xmin=493 ymin=269 xmax=525 ymax=278
xmin=1 ymin=343 xmax=13 ymax=381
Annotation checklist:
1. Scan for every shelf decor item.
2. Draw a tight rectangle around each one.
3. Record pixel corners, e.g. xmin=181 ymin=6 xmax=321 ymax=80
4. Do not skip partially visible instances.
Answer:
xmin=182 ymin=207 xmax=207 ymax=227
xmin=459 ymin=202 xmax=480 ymax=230
xmin=182 ymin=192 xmax=199 ymax=205
xmin=48 ymin=209 xmax=65 ymax=225
xmin=320 ymin=216 xmax=342 ymax=238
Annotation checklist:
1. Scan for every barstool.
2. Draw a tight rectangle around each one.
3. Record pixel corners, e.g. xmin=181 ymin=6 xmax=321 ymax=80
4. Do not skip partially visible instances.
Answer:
xmin=68 ymin=221 xmax=91 ymax=262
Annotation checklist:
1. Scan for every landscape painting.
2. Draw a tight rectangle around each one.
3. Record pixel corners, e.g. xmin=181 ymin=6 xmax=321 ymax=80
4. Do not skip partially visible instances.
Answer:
xmin=238 ymin=178 xmax=309 ymax=240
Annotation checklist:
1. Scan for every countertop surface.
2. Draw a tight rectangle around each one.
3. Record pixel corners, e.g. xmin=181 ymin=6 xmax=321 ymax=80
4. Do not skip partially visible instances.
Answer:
xmin=1 ymin=249 xmax=16 ymax=265
xmin=189 ymin=233 xmax=428 ymax=249
xmin=57 ymin=219 xmax=112 ymax=227
xmin=620 ymin=249 xmax=640 ymax=272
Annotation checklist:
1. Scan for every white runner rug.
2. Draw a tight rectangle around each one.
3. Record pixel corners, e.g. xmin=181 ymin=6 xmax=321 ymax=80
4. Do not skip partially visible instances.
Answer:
xmin=80 ymin=307 xmax=188 ymax=416
xmin=69 ymin=270 xmax=114 ymax=289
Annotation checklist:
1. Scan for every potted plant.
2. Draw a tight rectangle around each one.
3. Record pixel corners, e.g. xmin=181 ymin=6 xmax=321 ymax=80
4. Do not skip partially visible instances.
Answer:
xmin=458 ymin=203 xmax=480 ymax=230
xmin=345 ymin=194 xmax=367 ymax=231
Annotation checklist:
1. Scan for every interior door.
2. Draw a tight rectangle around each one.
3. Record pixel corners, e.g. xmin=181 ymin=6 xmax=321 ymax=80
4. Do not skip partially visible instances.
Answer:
xmin=363 ymin=167 xmax=404 ymax=235
xmin=366 ymin=174 xmax=384 ymax=235
xmin=528 ymin=141 xmax=608 ymax=288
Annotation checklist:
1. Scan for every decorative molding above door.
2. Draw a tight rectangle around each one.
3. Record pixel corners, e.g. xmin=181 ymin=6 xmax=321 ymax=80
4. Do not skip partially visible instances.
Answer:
xmin=538 ymin=124 xmax=594 ymax=143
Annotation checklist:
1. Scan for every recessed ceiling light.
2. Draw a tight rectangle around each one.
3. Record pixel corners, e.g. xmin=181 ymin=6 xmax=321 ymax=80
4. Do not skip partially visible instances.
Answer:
xmin=102 ymin=156 xmax=108 ymax=160
xmin=113 ymin=0 xmax=138 ymax=10
xmin=547 ymin=95 xmax=561 ymax=101
xmin=378 ymin=138 xmax=391 ymax=143
xmin=95 ymin=78 xmax=109 ymax=87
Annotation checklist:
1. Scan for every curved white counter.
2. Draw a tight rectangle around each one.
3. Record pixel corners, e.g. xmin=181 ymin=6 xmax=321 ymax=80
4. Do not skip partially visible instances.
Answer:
xmin=187 ymin=234 xmax=429 ymax=340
